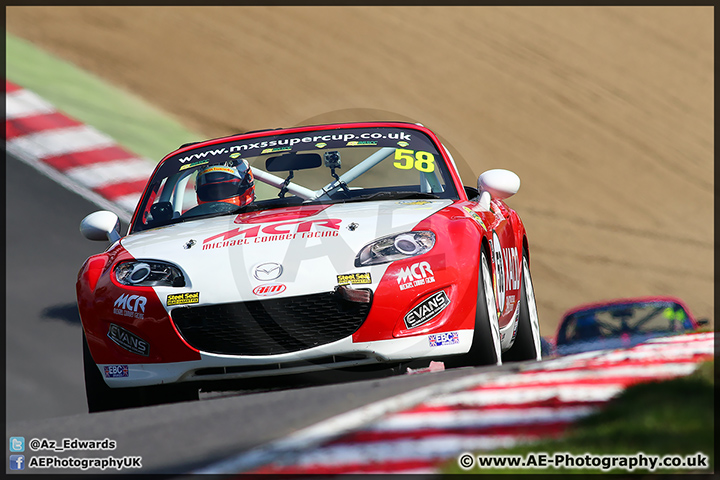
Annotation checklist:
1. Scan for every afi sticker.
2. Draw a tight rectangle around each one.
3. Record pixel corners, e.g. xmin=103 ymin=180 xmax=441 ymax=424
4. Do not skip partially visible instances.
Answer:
xmin=253 ymin=283 xmax=287 ymax=296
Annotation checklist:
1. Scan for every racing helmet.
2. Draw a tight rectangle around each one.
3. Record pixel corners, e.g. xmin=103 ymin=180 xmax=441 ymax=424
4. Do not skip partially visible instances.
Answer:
xmin=195 ymin=160 xmax=255 ymax=207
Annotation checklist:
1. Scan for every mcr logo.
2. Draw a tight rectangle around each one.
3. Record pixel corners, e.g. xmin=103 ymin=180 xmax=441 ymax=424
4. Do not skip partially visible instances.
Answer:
xmin=203 ymin=219 xmax=342 ymax=246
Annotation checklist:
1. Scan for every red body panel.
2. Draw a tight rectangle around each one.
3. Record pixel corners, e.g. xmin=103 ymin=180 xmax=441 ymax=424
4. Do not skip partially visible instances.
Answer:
xmin=353 ymin=199 xmax=525 ymax=343
xmin=76 ymin=244 xmax=201 ymax=365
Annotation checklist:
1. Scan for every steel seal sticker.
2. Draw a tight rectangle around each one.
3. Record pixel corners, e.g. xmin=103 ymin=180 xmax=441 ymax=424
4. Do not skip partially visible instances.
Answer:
xmin=167 ymin=292 xmax=200 ymax=306
xmin=337 ymin=272 xmax=372 ymax=285
xmin=104 ymin=365 xmax=129 ymax=378
xmin=404 ymin=290 xmax=451 ymax=329
xmin=429 ymin=331 xmax=459 ymax=347
xmin=107 ymin=323 xmax=150 ymax=357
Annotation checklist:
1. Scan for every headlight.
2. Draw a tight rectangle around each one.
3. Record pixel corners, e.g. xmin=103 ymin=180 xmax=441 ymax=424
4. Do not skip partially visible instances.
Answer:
xmin=355 ymin=231 xmax=435 ymax=267
xmin=115 ymin=260 xmax=186 ymax=287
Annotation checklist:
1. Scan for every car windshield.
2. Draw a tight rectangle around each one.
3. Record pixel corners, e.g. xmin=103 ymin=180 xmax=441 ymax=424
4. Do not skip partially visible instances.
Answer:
xmin=131 ymin=125 xmax=459 ymax=233
xmin=557 ymin=301 xmax=693 ymax=345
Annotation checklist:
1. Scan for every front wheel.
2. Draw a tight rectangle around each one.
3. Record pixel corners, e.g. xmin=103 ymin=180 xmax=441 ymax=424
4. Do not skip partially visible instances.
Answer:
xmin=503 ymin=249 xmax=542 ymax=362
xmin=84 ymin=331 xmax=143 ymax=413
xmin=83 ymin=332 xmax=198 ymax=413
xmin=449 ymin=249 xmax=502 ymax=367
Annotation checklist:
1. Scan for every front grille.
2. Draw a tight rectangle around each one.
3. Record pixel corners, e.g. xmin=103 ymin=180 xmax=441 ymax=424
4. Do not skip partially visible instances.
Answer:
xmin=172 ymin=292 xmax=371 ymax=355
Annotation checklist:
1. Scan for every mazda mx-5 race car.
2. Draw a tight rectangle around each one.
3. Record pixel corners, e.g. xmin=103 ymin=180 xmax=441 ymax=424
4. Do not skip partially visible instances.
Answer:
xmin=553 ymin=296 xmax=707 ymax=356
xmin=77 ymin=121 xmax=542 ymax=412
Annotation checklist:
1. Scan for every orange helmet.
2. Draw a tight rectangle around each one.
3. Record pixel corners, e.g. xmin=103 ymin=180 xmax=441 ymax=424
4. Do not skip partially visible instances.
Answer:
xmin=195 ymin=160 xmax=255 ymax=207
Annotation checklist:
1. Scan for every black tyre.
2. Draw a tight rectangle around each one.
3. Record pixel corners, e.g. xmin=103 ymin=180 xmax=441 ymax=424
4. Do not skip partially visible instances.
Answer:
xmin=503 ymin=249 xmax=542 ymax=362
xmin=83 ymin=331 xmax=142 ymax=412
xmin=450 ymin=250 xmax=502 ymax=367
xmin=83 ymin=332 xmax=198 ymax=413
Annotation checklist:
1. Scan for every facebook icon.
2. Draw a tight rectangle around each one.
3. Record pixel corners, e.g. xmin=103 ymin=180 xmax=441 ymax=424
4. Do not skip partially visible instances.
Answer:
xmin=9 ymin=455 xmax=25 ymax=470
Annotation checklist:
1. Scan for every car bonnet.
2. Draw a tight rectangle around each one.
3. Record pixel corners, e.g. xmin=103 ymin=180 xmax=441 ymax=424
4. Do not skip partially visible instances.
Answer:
xmin=118 ymin=199 xmax=453 ymax=303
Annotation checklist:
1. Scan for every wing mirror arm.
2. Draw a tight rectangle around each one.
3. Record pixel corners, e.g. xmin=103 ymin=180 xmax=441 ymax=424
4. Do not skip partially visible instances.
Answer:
xmin=478 ymin=190 xmax=492 ymax=210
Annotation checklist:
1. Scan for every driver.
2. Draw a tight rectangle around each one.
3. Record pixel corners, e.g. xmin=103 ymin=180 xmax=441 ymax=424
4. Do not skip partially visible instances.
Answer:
xmin=195 ymin=160 xmax=255 ymax=207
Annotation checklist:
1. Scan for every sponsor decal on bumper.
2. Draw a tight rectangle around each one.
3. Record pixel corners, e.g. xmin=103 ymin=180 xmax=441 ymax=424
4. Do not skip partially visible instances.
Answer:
xmin=253 ymin=283 xmax=287 ymax=296
xmin=107 ymin=323 xmax=150 ymax=357
xmin=167 ymin=292 xmax=200 ymax=306
xmin=397 ymin=261 xmax=435 ymax=291
xmin=404 ymin=290 xmax=450 ymax=329
xmin=429 ymin=331 xmax=460 ymax=347
xmin=104 ymin=365 xmax=129 ymax=378
xmin=337 ymin=272 xmax=372 ymax=285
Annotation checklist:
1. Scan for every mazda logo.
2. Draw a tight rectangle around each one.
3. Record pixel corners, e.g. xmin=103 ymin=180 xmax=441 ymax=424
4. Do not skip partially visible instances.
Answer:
xmin=253 ymin=262 xmax=283 ymax=281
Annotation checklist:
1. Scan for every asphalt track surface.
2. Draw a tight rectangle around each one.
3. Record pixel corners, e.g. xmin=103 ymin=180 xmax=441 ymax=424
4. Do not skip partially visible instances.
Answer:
xmin=6 ymin=150 xmax=527 ymax=474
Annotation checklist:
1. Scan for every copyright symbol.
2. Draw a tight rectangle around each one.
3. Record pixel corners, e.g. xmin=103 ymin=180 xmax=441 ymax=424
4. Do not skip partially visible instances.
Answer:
xmin=459 ymin=453 xmax=475 ymax=469
xmin=29 ymin=439 xmax=41 ymax=451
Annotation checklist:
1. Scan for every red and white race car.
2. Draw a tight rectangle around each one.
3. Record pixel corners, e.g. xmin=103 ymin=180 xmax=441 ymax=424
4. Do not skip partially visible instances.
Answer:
xmin=77 ymin=122 xmax=542 ymax=412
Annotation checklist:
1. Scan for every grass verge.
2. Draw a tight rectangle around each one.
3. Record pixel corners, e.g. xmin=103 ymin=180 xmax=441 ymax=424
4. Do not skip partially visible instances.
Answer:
xmin=6 ymin=33 xmax=201 ymax=161
xmin=443 ymin=360 xmax=714 ymax=474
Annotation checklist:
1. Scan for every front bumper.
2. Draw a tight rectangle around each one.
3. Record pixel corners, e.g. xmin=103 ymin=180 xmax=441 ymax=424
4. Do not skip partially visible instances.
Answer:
xmin=98 ymin=329 xmax=473 ymax=387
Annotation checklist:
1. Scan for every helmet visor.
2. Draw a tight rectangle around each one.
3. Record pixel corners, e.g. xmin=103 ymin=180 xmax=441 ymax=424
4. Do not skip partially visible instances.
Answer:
xmin=196 ymin=166 xmax=253 ymax=202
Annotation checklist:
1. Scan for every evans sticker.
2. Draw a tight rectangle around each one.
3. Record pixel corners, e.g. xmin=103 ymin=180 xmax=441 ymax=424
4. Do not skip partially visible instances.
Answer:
xmin=107 ymin=324 xmax=150 ymax=357
xmin=104 ymin=365 xmax=129 ymax=378
xmin=404 ymin=290 xmax=450 ymax=329
xmin=429 ymin=331 xmax=459 ymax=347
xmin=167 ymin=292 xmax=200 ymax=306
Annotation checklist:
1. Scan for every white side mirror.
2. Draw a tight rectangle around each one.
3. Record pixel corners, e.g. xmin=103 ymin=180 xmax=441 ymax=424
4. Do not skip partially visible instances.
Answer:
xmin=80 ymin=211 xmax=122 ymax=242
xmin=477 ymin=169 xmax=521 ymax=210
